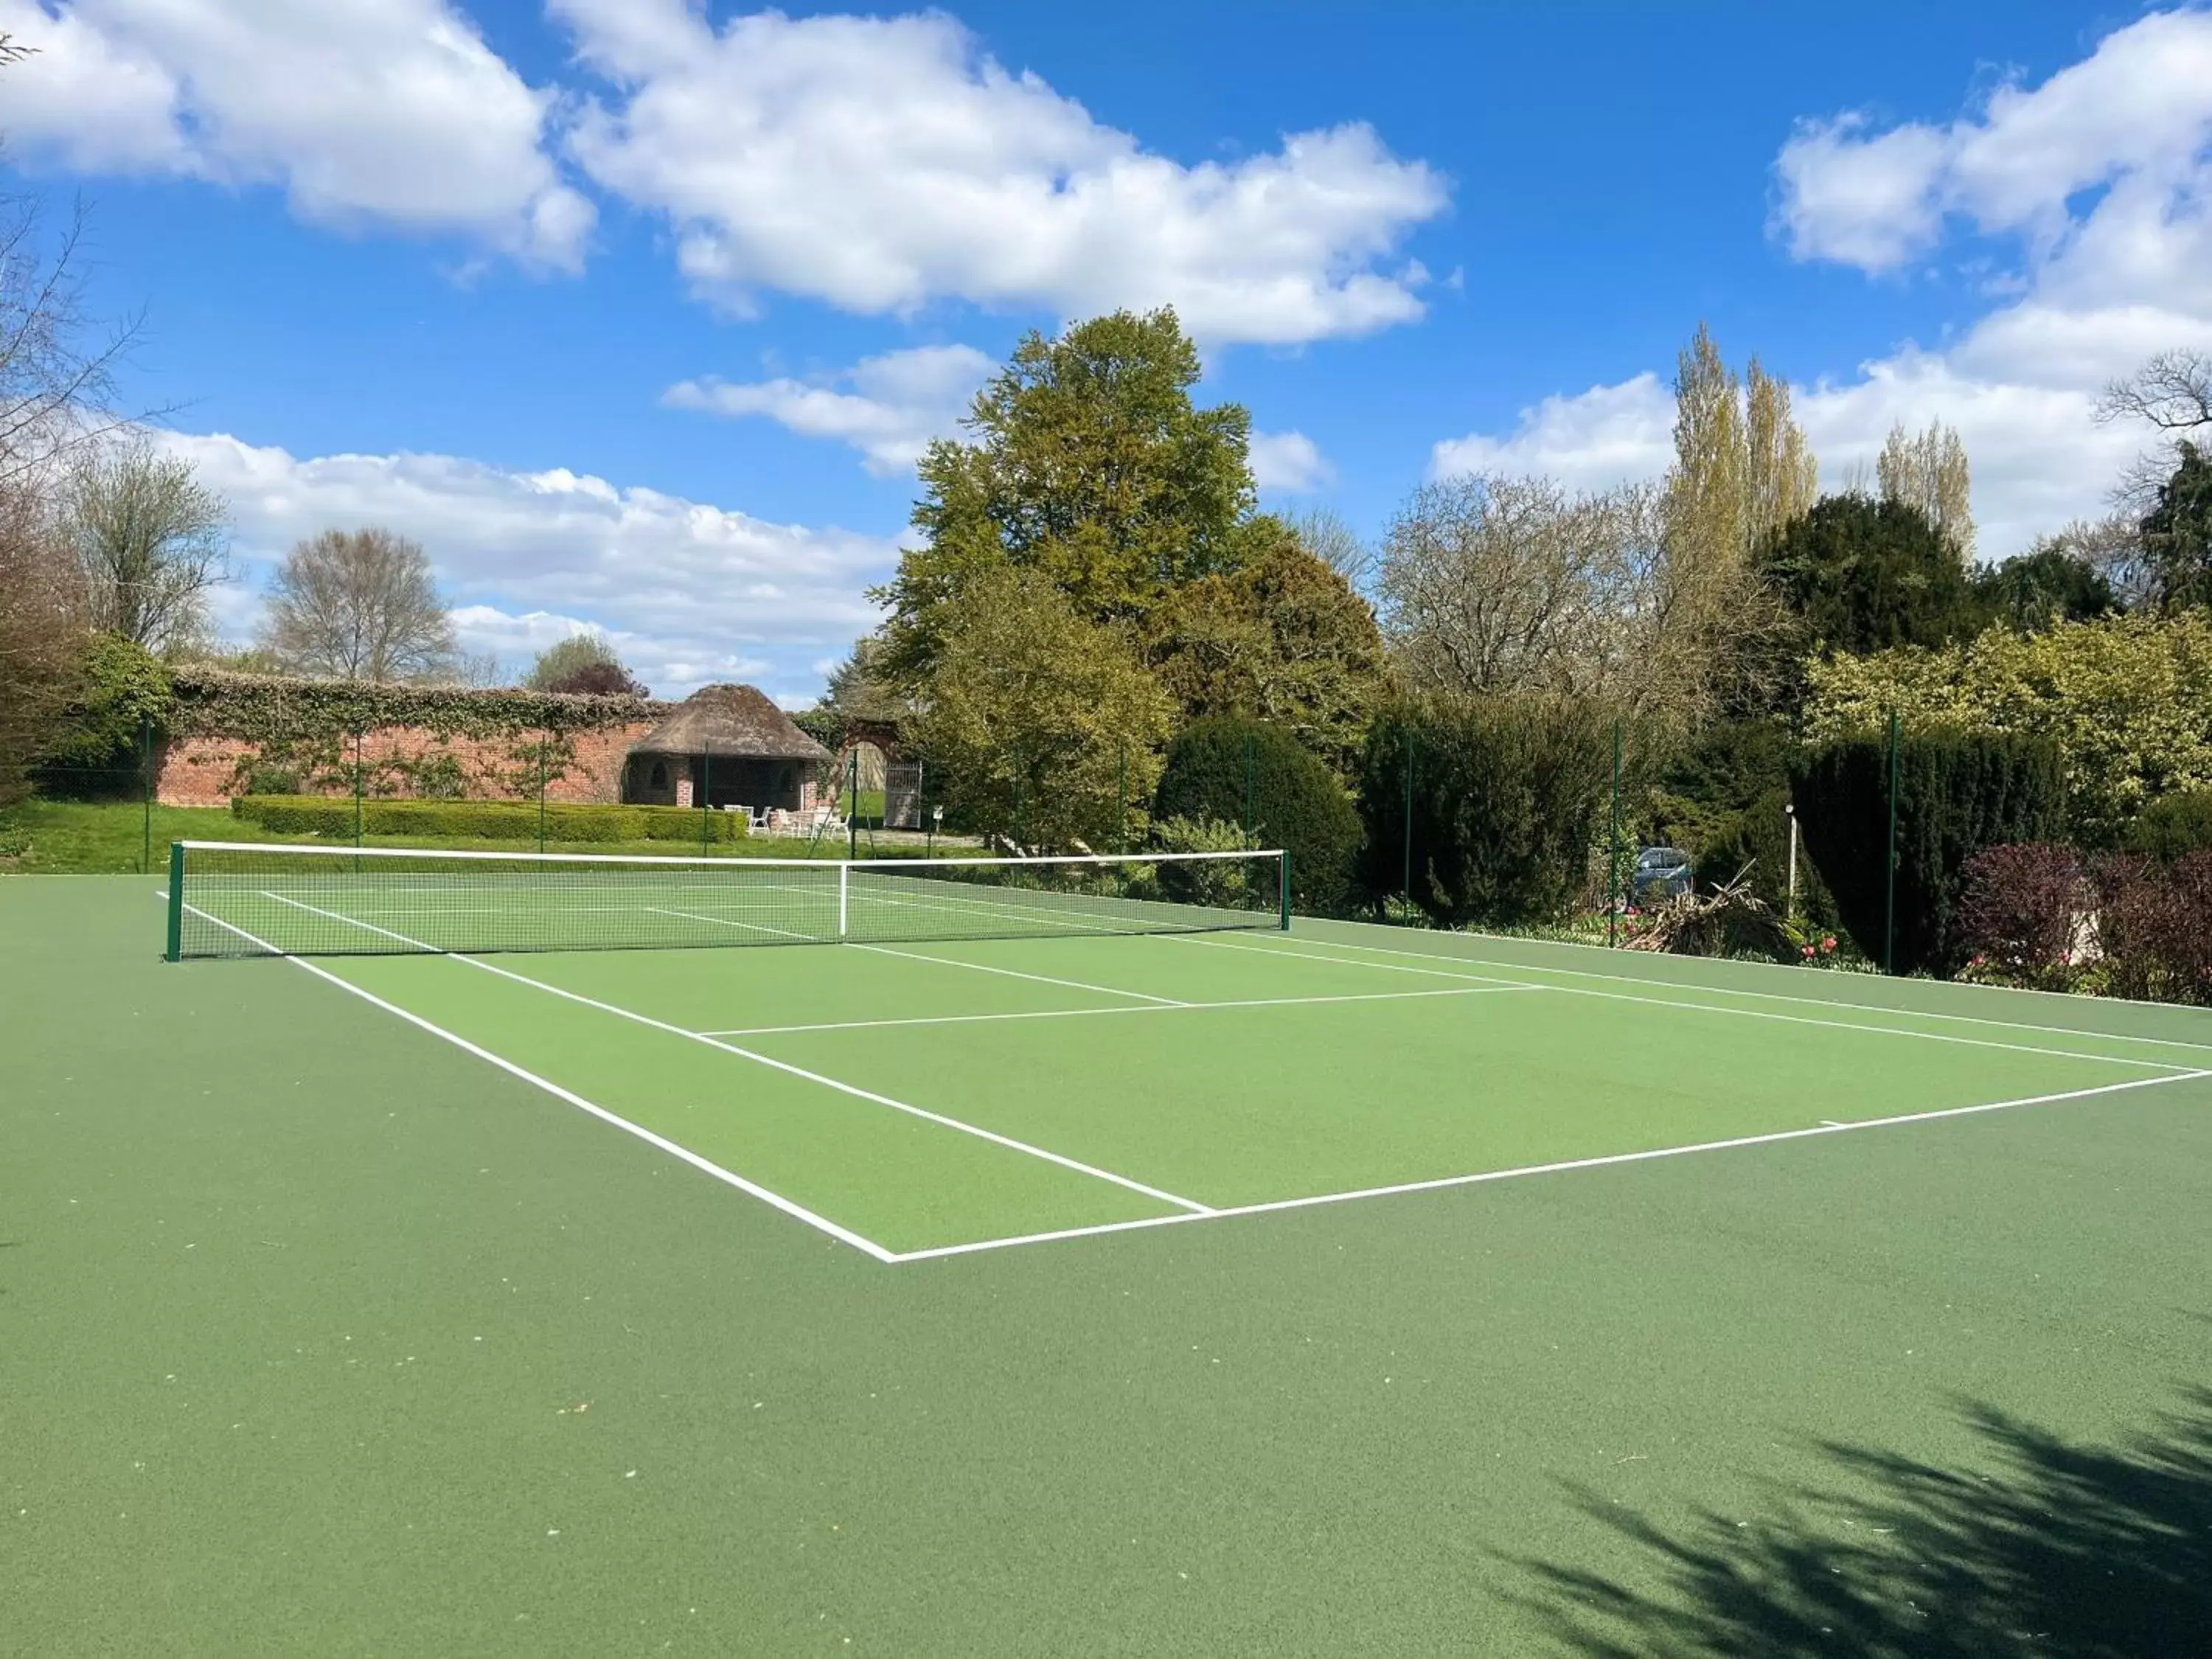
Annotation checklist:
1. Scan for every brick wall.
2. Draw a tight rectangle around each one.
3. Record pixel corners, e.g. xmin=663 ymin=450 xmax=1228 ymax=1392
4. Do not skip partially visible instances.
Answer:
xmin=154 ymin=721 xmax=658 ymax=807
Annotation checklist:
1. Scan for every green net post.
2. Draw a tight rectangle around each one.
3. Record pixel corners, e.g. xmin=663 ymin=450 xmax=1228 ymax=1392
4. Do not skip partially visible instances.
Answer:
xmin=1884 ymin=708 xmax=1899 ymax=975
xmin=1279 ymin=849 xmax=1292 ymax=931
xmin=538 ymin=735 xmax=548 ymax=853
xmin=1607 ymin=717 xmax=1621 ymax=947
xmin=164 ymin=841 xmax=184 ymax=961
xmin=140 ymin=714 xmax=154 ymax=875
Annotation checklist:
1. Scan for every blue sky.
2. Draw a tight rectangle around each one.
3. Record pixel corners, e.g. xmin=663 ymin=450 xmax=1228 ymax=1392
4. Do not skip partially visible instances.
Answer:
xmin=3 ymin=1 xmax=2207 ymax=698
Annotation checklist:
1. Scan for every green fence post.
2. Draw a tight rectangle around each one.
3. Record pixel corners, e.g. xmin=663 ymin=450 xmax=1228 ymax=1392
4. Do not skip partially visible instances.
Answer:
xmin=140 ymin=714 xmax=154 ymax=875
xmin=847 ymin=748 xmax=859 ymax=860
xmin=702 ymin=738 xmax=713 ymax=855
xmin=538 ymin=735 xmax=548 ymax=853
xmin=1400 ymin=725 xmax=1414 ymax=913
xmin=164 ymin=841 xmax=184 ymax=961
xmin=1117 ymin=740 xmax=1127 ymax=855
xmin=1243 ymin=732 xmax=1256 ymax=841
xmin=1607 ymin=717 xmax=1621 ymax=947
xmin=352 ymin=731 xmax=364 ymax=847
xmin=1884 ymin=708 xmax=1899 ymax=975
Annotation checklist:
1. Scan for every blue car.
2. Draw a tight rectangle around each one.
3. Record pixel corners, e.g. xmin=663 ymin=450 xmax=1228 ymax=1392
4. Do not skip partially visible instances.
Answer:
xmin=1630 ymin=846 xmax=1694 ymax=906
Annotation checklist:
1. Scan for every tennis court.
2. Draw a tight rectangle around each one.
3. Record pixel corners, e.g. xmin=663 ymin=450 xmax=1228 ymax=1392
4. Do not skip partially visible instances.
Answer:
xmin=9 ymin=853 xmax=2211 ymax=1654
xmin=165 ymin=841 xmax=2210 ymax=1260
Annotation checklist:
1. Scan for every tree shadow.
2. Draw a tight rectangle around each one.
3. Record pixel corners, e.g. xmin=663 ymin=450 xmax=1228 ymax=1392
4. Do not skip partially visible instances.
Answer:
xmin=1513 ymin=1388 xmax=2212 ymax=1658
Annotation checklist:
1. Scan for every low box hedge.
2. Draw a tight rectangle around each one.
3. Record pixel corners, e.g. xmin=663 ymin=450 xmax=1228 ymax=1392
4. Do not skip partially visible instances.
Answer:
xmin=230 ymin=794 xmax=746 ymax=844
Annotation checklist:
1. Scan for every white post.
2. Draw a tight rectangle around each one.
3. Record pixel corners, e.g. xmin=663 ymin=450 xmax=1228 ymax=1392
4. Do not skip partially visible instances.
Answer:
xmin=838 ymin=861 xmax=850 ymax=939
xmin=1785 ymin=806 xmax=1799 ymax=925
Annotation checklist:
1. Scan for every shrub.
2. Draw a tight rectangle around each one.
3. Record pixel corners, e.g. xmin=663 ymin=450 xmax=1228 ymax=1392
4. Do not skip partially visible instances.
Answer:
xmin=1147 ymin=814 xmax=1267 ymax=908
xmin=1955 ymin=844 xmax=2086 ymax=990
xmin=2092 ymin=851 xmax=2212 ymax=1005
xmin=35 ymin=633 xmax=175 ymax=796
xmin=2127 ymin=790 xmax=2212 ymax=861
xmin=1354 ymin=695 xmax=1614 ymax=928
xmin=229 ymin=794 xmax=745 ymax=843
xmin=1791 ymin=731 xmax=2065 ymax=975
xmin=1153 ymin=715 xmax=1360 ymax=911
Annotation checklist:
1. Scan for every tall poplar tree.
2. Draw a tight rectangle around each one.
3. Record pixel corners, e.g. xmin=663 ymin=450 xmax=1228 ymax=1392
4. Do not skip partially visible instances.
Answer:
xmin=1877 ymin=419 xmax=1975 ymax=565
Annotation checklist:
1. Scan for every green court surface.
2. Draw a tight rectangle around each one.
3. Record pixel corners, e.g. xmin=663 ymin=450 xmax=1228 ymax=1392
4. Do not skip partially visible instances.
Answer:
xmin=6 ymin=876 xmax=2211 ymax=1654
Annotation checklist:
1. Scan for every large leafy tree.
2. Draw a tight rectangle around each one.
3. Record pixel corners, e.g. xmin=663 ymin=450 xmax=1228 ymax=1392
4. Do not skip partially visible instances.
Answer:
xmin=877 ymin=307 xmax=1253 ymax=677
xmin=907 ymin=563 xmax=1172 ymax=852
xmin=1759 ymin=493 xmax=1980 ymax=658
xmin=2140 ymin=441 xmax=2212 ymax=611
xmin=1802 ymin=611 xmax=2212 ymax=843
xmin=1971 ymin=540 xmax=2118 ymax=632
xmin=1143 ymin=525 xmax=1388 ymax=775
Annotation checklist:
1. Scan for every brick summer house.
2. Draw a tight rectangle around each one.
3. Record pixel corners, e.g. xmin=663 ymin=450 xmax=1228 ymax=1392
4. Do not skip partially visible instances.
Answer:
xmin=622 ymin=684 xmax=832 ymax=816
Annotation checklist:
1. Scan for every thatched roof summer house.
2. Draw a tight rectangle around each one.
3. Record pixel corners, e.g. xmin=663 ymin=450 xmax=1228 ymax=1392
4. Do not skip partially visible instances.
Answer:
xmin=622 ymin=684 xmax=832 ymax=813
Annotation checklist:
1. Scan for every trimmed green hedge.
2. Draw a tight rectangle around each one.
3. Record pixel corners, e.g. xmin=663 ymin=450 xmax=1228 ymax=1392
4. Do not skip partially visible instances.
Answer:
xmin=231 ymin=794 xmax=746 ymax=843
xmin=1354 ymin=695 xmax=1616 ymax=928
xmin=1790 ymin=731 xmax=2064 ymax=975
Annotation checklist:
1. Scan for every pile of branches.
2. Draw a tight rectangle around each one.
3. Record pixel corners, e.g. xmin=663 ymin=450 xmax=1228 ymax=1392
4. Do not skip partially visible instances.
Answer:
xmin=1624 ymin=866 xmax=1795 ymax=961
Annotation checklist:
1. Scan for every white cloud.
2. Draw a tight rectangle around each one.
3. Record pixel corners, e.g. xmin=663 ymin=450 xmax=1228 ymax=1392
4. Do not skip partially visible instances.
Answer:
xmin=1247 ymin=431 xmax=1332 ymax=493
xmin=1430 ymin=375 xmax=1674 ymax=493
xmin=1435 ymin=12 xmax=2212 ymax=560
xmin=0 ymin=0 xmax=591 ymax=266
xmin=1775 ymin=8 xmax=2212 ymax=276
xmin=664 ymin=344 xmax=993 ymax=475
xmin=552 ymin=1 xmax=1447 ymax=344
xmin=160 ymin=431 xmax=900 ymax=698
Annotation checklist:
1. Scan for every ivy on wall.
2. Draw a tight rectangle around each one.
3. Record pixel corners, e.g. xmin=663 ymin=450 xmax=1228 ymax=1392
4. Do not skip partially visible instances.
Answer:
xmin=169 ymin=669 xmax=667 ymax=743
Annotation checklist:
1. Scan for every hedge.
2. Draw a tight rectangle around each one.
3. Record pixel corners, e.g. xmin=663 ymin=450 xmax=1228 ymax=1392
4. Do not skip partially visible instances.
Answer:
xmin=1790 ymin=731 xmax=2065 ymax=975
xmin=1354 ymin=695 xmax=1615 ymax=928
xmin=231 ymin=794 xmax=746 ymax=843
xmin=1153 ymin=716 xmax=1359 ymax=909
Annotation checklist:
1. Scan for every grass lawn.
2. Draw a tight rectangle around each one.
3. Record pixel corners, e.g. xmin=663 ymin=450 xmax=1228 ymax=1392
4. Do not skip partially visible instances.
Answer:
xmin=0 ymin=799 xmax=961 ymax=874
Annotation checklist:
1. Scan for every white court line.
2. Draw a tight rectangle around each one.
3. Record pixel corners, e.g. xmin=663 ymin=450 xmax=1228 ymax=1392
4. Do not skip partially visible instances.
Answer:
xmin=258 ymin=891 xmax=1214 ymax=1218
xmin=698 ymin=984 xmax=1538 ymax=1039
xmin=851 ymin=942 xmax=1190 ymax=1006
xmin=648 ymin=905 xmax=816 ymax=942
xmin=886 ymin=1068 xmax=2212 ymax=1262
xmin=1273 ymin=932 xmax=2212 ymax=1058
xmin=171 ymin=899 xmax=899 ymax=1262
xmin=1178 ymin=936 xmax=2199 ymax=1074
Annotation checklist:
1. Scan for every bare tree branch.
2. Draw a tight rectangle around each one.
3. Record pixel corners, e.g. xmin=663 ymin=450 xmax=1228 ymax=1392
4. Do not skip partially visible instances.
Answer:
xmin=2097 ymin=349 xmax=2212 ymax=434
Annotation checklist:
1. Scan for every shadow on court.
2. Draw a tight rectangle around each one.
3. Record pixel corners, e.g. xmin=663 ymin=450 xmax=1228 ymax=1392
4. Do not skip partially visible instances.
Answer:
xmin=1509 ymin=1387 xmax=2212 ymax=1658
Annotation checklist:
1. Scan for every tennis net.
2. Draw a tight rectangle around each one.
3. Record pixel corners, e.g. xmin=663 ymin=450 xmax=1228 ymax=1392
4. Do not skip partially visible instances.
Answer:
xmin=164 ymin=841 xmax=1290 ymax=959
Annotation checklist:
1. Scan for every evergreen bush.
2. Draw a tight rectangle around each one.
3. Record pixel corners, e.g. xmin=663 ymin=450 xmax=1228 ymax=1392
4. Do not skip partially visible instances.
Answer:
xmin=1154 ymin=716 xmax=1359 ymax=909
xmin=1790 ymin=731 xmax=2065 ymax=975
xmin=1354 ymin=696 xmax=1614 ymax=928
xmin=2126 ymin=790 xmax=2212 ymax=862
